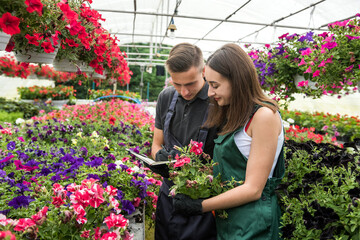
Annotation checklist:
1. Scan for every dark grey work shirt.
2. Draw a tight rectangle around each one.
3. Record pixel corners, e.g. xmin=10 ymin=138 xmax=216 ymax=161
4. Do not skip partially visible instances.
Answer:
xmin=155 ymin=81 xmax=217 ymax=156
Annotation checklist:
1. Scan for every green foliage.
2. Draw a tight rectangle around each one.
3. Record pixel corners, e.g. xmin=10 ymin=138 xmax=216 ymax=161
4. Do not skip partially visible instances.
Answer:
xmin=0 ymin=98 xmax=39 ymax=120
xmin=278 ymin=140 xmax=360 ymax=239
xmin=0 ymin=110 xmax=23 ymax=123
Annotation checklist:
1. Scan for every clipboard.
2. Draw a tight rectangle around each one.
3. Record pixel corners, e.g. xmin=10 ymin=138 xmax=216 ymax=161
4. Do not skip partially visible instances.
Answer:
xmin=126 ymin=148 xmax=177 ymax=166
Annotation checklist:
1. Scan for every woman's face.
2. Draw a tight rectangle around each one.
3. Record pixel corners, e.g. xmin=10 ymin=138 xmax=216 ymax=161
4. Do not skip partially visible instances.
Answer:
xmin=205 ymin=66 xmax=232 ymax=106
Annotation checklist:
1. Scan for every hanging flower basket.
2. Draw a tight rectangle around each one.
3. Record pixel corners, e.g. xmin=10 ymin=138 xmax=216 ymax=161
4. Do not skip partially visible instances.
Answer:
xmin=0 ymin=31 xmax=11 ymax=51
xmin=15 ymin=46 xmax=60 ymax=64
xmin=53 ymin=59 xmax=93 ymax=73
xmin=91 ymin=70 xmax=107 ymax=79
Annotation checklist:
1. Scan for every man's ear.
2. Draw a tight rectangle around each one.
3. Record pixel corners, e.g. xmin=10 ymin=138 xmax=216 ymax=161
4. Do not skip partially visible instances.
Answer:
xmin=201 ymin=66 xmax=205 ymax=78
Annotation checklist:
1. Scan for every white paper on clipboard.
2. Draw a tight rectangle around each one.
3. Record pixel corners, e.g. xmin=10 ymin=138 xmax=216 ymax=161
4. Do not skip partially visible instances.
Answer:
xmin=126 ymin=148 xmax=176 ymax=166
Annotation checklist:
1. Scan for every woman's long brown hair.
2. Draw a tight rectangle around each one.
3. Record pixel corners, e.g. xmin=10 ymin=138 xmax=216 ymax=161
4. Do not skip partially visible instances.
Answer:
xmin=204 ymin=43 xmax=279 ymax=135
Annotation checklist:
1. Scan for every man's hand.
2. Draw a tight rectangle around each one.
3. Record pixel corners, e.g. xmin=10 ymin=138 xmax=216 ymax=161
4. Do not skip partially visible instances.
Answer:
xmin=155 ymin=148 xmax=177 ymax=162
xmin=143 ymin=162 xmax=170 ymax=178
xmin=144 ymin=149 xmax=177 ymax=178
xmin=173 ymin=194 xmax=203 ymax=216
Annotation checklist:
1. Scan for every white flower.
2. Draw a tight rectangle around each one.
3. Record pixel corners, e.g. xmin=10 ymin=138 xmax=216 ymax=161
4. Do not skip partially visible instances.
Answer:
xmin=115 ymin=160 xmax=123 ymax=168
xmin=132 ymin=166 xmax=140 ymax=172
xmin=15 ymin=118 xmax=25 ymax=125
xmin=287 ymin=118 xmax=295 ymax=124
xmin=76 ymin=132 xmax=83 ymax=137
xmin=282 ymin=120 xmax=290 ymax=129
xmin=91 ymin=131 xmax=99 ymax=138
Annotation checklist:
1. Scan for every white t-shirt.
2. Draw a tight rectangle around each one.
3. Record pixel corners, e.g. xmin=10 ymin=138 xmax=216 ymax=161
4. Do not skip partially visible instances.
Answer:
xmin=234 ymin=112 xmax=284 ymax=178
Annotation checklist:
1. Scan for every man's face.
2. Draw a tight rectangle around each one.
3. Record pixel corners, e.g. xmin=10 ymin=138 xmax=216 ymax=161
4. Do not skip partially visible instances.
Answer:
xmin=170 ymin=66 xmax=205 ymax=101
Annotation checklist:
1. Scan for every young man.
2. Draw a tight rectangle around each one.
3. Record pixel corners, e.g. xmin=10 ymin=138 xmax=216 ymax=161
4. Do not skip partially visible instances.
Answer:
xmin=150 ymin=43 xmax=217 ymax=240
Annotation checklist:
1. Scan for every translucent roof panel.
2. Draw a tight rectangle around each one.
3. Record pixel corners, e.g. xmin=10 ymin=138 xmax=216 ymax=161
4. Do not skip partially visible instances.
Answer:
xmin=91 ymin=0 xmax=360 ymax=64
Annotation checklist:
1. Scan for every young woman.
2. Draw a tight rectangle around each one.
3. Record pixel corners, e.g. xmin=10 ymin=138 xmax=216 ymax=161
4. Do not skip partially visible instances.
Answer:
xmin=174 ymin=43 xmax=285 ymax=240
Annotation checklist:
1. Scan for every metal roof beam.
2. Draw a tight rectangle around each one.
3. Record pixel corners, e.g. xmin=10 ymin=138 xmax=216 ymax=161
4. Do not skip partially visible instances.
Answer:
xmin=111 ymin=32 xmax=270 ymax=45
xmin=95 ymin=9 xmax=325 ymax=31
xmin=237 ymin=0 xmax=327 ymax=42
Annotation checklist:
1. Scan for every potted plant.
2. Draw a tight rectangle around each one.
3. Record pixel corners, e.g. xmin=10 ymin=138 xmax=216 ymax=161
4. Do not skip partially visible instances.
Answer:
xmin=248 ymin=13 xmax=360 ymax=102
xmin=48 ymin=85 xmax=75 ymax=108
xmin=296 ymin=15 xmax=360 ymax=97
xmin=53 ymin=2 xmax=131 ymax=84
xmin=53 ymin=1 xmax=103 ymax=74
xmin=17 ymin=85 xmax=51 ymax=103
xmin=10 ymin=0 xmax=67 ymax=64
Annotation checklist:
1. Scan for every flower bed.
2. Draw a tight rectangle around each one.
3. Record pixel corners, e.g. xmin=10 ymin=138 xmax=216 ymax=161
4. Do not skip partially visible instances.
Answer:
xmin=0 ymin=100 xmax=159 ymax=239
xmin=281 ymin=110 xmax=360 ymax=142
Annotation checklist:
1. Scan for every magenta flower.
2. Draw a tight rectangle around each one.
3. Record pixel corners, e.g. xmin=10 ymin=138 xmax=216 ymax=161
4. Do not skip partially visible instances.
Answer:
xmin=298 ymin=58 xmax=306 ymax=66
xmin=318 ymin=61 xmax=326 ymax=67
xmin=313 ymin=70 xmax=320 ymax=77
xmin=297 ymin=80 xmax=309 ymax=87
xmin=345 ymin=65 xmax=354 ymax=72
xmin=301 ymin=48 xmax=313 ymax=56
xmin=304 ymin=66 xmax=312 ymax=73
xmin=189 ymin=140 xmax=203 ymax=155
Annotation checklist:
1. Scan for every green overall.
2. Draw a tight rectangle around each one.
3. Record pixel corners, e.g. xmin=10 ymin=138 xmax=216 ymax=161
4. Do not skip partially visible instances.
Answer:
xmin=213 ymin=113 xmax=285 ymax=240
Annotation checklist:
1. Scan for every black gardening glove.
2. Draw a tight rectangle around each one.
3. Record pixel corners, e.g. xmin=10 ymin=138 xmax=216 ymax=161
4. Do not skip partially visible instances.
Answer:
xmin=155 ymin=148 xmax=177 ymax=162
xmin=143 ymin=149 xmax=177 ymax=178
xmin=143 ymin=162 xmax=170 ymax=178
xmin=173 ymin=194 xmax=203 ymax=216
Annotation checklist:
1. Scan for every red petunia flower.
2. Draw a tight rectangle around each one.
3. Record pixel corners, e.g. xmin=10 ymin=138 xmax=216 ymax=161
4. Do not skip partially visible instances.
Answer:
xmin=25 ymin=34 xmax=40 ymax=46
xmin=41 ymin=41 xmax=55 ymax=53
xmin=58 ymin=2 xmax=78 ymax=21
xmin=65 ymin=38 xmax=79 ymax=47
xmin=0 ymin=12 xmax=20 ymax=35
xmin=25 ymin=0 xmax=43 ymax=16
xmin=109 ymin=116 xmax=116 ymax=125
xmin=5 ymin=39 xmax=15 ymax=52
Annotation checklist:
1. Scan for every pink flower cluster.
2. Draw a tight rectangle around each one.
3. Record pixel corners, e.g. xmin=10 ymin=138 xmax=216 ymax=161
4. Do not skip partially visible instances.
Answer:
xmin=0 ymin=206 xmax=48 ymax=237
xmin=189 ymin=140 xmax=203 ymax=155
xmin=32 ymin=99 xmax=155 ymax=131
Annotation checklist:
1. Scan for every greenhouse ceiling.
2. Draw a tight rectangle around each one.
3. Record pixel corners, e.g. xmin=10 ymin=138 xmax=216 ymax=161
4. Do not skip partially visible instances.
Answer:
xmin=90 ymin=0 xmax=360 ymax=66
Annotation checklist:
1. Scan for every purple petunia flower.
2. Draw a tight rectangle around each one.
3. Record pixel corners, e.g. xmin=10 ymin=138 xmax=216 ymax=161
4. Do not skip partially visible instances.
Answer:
xmin=107 ymin=163 xmax=117 ymax=171
xmin=15 ymin=183 xmax=31 ymax=194
xmin=0 ymin=209 xmax=10 ymax=216
xmin=8 ymin=195 xmax=34 ymax=209
xmin=80 ymin=147 xmax=88 ymax=157
xmin=40 ymin=167 xmax=51 ymax=176
xmin=85 ymin=156 xmax=103 ymax=167
xmin=0 ymin=170 xmax=6 ymax=178
xmin=87 ymin=174 xmax=100 ymax=180
xmin=16 ymin=151 xmax=29 ymax=161
xmin=51 ymin=174 xmax=62 ymax=182
xmin=121 ymin=200 xmax=135 ymax=215
xmin=117 ymin=190 xmax=124 ymax=200
xmin=7 ymin=141 xmax=16 ymax=151
xmin=119 ymin=164 xmax=129 ymax=171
